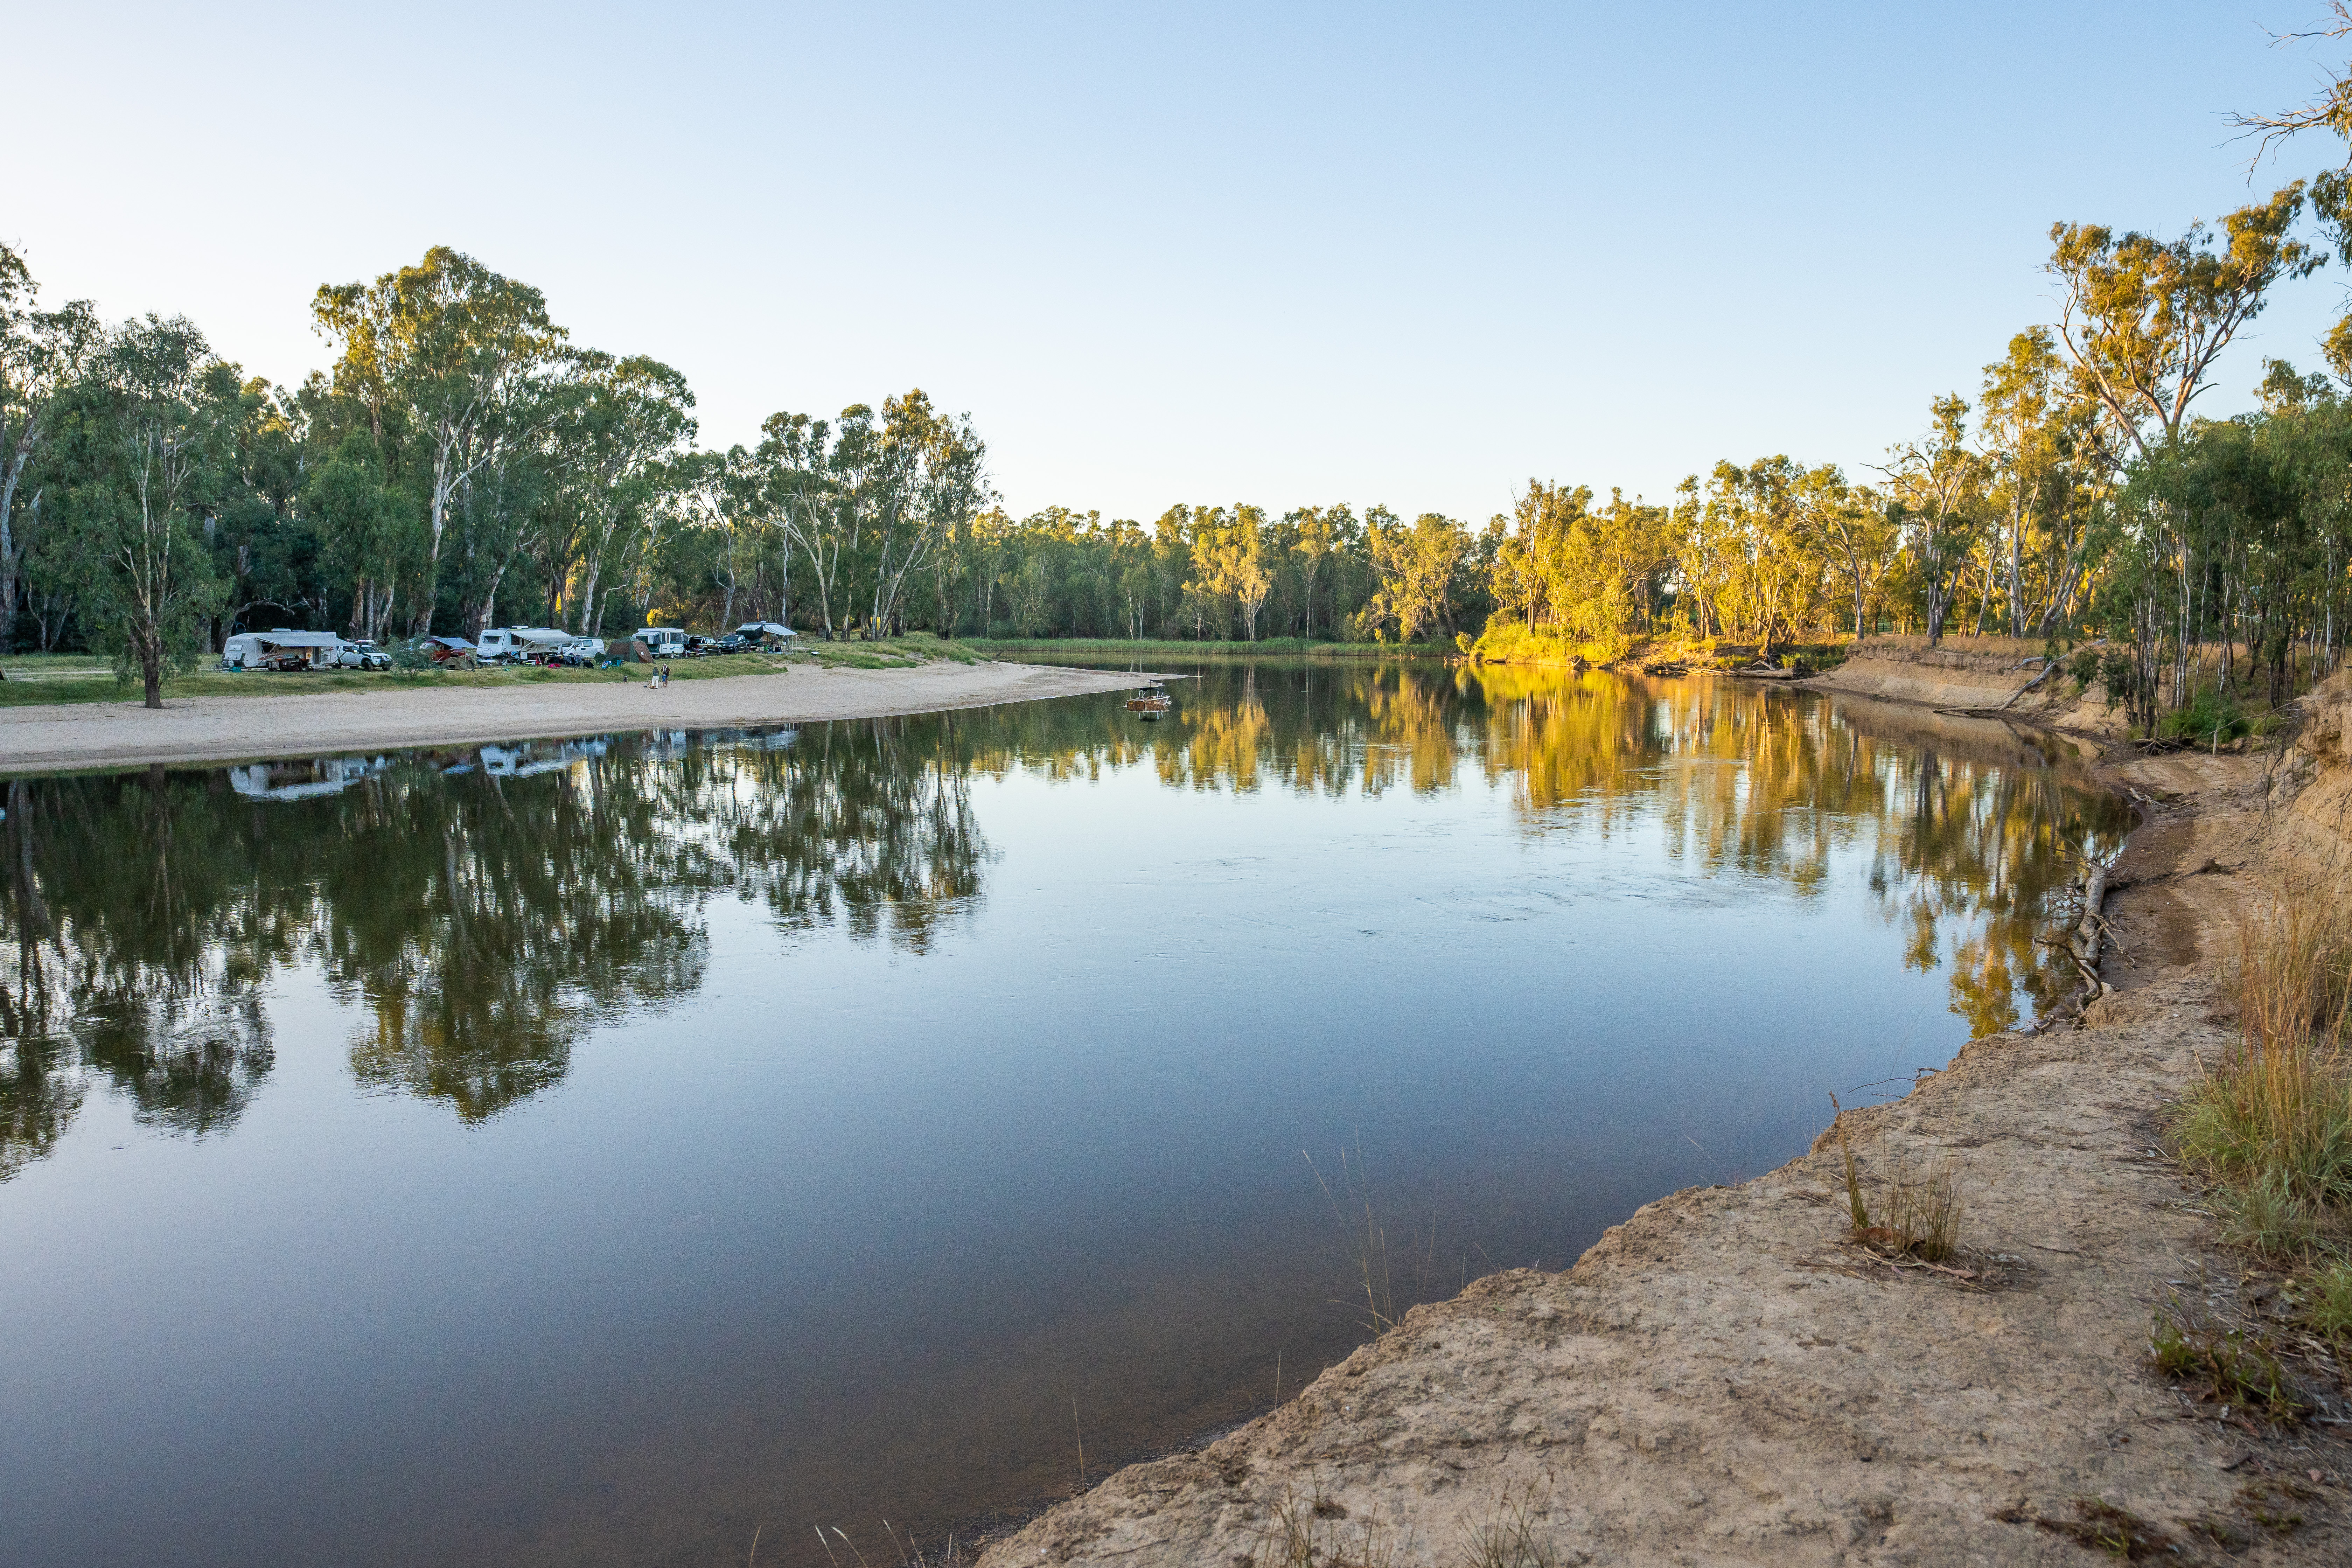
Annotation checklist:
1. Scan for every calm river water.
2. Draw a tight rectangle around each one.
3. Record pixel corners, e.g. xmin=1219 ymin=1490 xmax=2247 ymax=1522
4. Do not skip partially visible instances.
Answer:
xmin=0 ymin=661 xmax=2124 ymax=1566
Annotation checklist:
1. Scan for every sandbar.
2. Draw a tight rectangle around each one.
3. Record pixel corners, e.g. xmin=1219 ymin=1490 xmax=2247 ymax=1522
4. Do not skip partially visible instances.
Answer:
xmin=0 ymin=660 xmax=1160 ymax=775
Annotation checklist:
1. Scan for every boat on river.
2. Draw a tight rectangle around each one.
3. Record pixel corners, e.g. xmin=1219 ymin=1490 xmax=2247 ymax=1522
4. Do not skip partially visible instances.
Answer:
xmin=1125 ymin=682 xmax=1174 ymax=720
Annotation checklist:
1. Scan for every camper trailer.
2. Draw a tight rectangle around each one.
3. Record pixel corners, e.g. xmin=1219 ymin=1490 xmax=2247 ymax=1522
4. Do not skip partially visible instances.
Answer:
xmin=731 ymin=621 xmax=797 ymax=650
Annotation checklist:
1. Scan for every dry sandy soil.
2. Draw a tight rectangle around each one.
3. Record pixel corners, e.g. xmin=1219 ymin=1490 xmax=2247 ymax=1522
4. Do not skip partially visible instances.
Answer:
xmin=0 ymin=660 xmax=1152 ymax=774
xmin=975 ymin=682 xmax=2352 ymax=1567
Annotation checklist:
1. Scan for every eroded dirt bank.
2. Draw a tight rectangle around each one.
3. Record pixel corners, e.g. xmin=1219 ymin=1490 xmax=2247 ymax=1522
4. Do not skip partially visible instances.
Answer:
xmin=0 ymin=660 xmax=1154 ymax=774
xmin=977 ymin=685 xmax=2352 ymax=1565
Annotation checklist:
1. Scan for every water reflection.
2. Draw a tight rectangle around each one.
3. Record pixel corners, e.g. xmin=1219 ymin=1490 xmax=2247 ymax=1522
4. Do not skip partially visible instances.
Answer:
xmin=1 ymin=725 xmax=994 ymax=1167
xmin=1 ymin=666 xmax=2118 ymax=1182
xmin=1 ymin=662 xmax=2134 ymax=1568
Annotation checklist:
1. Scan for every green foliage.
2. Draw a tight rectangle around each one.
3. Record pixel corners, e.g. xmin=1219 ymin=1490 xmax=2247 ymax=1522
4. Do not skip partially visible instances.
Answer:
xmin=9 ymin=207 xmax=2352 ymax=724
xmin=2304 ymin=1260 xmax=2352 ymax=1338
xmin=2157 ymin=685 xmax=2263 ymax=746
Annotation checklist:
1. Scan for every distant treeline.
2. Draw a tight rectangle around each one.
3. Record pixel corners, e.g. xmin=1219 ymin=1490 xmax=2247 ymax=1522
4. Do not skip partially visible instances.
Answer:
xmin=8 ymin=34 xmax=2352 ymax=718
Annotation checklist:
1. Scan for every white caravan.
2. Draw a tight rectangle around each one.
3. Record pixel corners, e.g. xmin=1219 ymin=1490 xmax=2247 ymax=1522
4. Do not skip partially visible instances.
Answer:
xmin=221 ymin=630 xmax=342 ymax=670
xmin=474 ymin=626 xmax=576 ymax=663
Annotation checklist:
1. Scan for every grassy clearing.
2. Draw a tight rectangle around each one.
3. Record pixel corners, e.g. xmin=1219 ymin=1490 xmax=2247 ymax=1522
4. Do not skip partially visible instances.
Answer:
xmin=0 ymin=634 xmax=985 ymax=708
xmin=965 ymin=636 xmax=1452 ymax=659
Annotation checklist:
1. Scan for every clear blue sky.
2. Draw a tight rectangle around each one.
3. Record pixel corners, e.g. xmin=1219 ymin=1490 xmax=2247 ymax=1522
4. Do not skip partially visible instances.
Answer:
xmin=14 ymin=2 xmax=2352 ymax=522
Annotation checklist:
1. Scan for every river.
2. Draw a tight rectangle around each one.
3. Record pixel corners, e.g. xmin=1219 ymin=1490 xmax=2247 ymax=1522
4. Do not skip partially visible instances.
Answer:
xmin=0 ymin=660 xmax=2125 ymax=1566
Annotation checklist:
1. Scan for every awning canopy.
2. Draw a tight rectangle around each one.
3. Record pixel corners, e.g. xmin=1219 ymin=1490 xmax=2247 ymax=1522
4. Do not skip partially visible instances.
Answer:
xmin=253 ymin=630 xmax=341 ymax=649
xmin=735 ymin=622 xmax=798 ymax=638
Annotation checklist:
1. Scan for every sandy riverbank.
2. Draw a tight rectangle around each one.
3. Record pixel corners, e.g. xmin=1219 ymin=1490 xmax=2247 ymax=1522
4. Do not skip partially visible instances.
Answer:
xmin=975 ymin=680 xmax=2352 ymax=1564
xmin=0 ymin=660 xmax=1157 ymax=774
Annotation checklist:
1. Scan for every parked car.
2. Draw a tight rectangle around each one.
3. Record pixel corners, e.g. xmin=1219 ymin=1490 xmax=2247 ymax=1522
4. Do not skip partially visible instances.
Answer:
xmin=684 ymin=635 xmax=717 ymax=657
xmin=330 ymin=639 xmax=390 ymax=671
xmin=715 ymin=633 xmax=753 ymax=654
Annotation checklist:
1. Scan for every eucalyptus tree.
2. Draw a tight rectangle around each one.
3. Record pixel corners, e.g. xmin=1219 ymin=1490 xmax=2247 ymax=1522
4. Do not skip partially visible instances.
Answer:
xmin=1816 ymin=475 xmax=1894 ymax=640
xmin=1883 ymin=396 xmax=1983 ymax=644
xmin=755 ymin=410 xmax=846 ymax=636
xmin=205 ymin=379 xmax=311 ymax=647
xmin=0 ymin=245 xmax=104 ymax=653
xmin=306 ymin=429 xmax=415 ymax=644
xmin=1286 ymin=504 xmax=1349 ymax=639
xmin=1699 ymin=457 xmax=1827 ymax=658
xmin=675 ymin=445 xmax=780 ymax=631
xmin=1362 ymin=508 xmax=1469 ymax=641
xmin=38 ymin=318 xmax=233 ymax=705
xmin=541 ymin=351 xmax=696 ymax=635
xmin=860 ymin=390 xmax=991 ymax=636
xmin=2047 ymin=187 xmax=2318 ymax=462
xmin=312 ymin=247 xmax=566 ymax=635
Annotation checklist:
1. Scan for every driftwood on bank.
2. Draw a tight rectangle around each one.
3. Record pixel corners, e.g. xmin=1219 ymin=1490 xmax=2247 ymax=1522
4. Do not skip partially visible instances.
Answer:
xmin=2032 ymin=848 xmax=2115 ymax=1014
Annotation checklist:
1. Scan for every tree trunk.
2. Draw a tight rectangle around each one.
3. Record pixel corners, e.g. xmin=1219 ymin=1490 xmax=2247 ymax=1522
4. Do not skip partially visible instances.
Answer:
xmin=138 ymin=629 xmax=163 ymax=710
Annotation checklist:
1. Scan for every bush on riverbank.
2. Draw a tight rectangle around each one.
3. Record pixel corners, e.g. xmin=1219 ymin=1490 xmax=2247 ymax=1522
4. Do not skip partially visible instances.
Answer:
xmin=2176 ymin=881 xmax=2352 ymax=1327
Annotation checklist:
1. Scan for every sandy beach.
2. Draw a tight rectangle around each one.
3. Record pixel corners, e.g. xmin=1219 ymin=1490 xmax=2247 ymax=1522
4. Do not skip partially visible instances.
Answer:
xmin=0 ymin=660 xmax=1155 ymax=774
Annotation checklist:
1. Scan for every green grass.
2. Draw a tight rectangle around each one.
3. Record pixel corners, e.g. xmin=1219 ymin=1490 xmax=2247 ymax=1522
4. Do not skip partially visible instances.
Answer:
xmin=2302 ymin=1259 xmax=2352 ymax=1338
xmin=964 ymin=635 xmax=1453 ymax=658
xmin=0 ymin=634 xmax=988 ymax=707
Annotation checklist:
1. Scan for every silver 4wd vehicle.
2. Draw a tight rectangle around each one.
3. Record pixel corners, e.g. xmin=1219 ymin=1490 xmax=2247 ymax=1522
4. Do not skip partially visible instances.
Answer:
xmin=332 ymin=639 xmax=391 ymax=671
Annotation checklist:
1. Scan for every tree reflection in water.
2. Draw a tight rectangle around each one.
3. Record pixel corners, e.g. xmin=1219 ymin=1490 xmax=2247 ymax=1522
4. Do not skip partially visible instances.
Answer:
xmin=0 ymin=729 xmax=991 ymax=1170
xmin=0 ymin=663 xmax=2121 ymax=1178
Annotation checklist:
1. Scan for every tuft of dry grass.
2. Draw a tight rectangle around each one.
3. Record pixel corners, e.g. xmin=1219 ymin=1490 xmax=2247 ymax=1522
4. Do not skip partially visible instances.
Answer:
xmin=1457 ymin=1480 xmax=1560 ymax=1568
xmin=1250 ymin=1478 xmax=1405 ymax=1568
xmin=2176 ymin=880 xmax=2352 ymax=1256
xmin=1878 ymin=1150 xmax=1964 ymax=1263
xmin=1828 ymin=1096 xmax=1964 ymax=1261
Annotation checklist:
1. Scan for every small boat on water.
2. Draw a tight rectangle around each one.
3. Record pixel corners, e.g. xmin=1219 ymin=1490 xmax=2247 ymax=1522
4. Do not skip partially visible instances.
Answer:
xmin=1125 ymin=681 xmax=1174 ymax=720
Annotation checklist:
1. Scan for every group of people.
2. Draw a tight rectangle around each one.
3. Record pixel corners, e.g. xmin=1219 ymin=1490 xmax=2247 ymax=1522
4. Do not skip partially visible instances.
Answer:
xmin=644 ymin=663 xmax=672 ymax=689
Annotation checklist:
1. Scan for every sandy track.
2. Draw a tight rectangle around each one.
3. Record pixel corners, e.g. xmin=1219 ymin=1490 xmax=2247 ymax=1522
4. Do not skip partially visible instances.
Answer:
xmin=0 ymin=661 xmax=1155 ymax=774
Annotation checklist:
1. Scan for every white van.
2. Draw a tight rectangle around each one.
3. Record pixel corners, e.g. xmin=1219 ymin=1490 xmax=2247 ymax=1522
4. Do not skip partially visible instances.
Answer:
xmin=475 ymin=626 xmax=574 ymax=663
